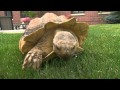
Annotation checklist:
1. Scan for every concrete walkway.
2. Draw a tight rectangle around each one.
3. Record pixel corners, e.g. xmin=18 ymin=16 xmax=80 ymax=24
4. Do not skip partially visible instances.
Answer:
xmin=0 ymin=29 xmax=25 ymax=33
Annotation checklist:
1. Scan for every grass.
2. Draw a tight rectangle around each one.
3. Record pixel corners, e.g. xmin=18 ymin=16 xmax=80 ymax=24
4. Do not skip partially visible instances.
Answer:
xmin=0 ymin=24 xmax=120 ymax=79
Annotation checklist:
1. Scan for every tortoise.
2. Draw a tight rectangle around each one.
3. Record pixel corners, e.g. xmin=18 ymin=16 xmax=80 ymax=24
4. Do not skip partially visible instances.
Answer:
xmin=19 ymin=13 xmax=89 ymax=70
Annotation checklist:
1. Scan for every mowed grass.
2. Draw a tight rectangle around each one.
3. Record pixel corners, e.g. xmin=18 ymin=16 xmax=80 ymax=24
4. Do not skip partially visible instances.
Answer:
xmin=0 ymin=24 xmax=120 ymax=79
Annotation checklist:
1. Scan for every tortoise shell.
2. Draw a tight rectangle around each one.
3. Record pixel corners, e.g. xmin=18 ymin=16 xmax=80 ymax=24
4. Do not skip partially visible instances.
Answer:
xmin=19 ymin=13 xmax=89 ymax=54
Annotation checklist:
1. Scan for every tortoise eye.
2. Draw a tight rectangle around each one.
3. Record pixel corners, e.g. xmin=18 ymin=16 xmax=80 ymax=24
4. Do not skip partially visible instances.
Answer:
xmin=71 ymin=46 xmax=75 ymax=50
xmin=56 ymin=46 xmax=61 ymax=51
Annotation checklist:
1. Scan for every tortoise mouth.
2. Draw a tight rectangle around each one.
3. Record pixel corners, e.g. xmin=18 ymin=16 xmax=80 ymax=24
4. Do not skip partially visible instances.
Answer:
xmin=57 ymin=54 xmax=71 ymax=59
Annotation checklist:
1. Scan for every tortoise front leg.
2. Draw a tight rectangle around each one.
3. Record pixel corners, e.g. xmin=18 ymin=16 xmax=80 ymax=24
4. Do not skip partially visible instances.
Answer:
xmin=22 ymin=48 xmax=44 ymax=70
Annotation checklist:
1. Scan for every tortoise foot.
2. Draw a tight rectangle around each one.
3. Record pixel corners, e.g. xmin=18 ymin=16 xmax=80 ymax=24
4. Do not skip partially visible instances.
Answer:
xmin=22 ymin=50 xmax=43 ymax=70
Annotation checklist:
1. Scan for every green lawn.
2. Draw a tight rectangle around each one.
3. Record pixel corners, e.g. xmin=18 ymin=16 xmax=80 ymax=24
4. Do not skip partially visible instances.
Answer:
xmin=0 ymin=24 xmax=120 ymax=79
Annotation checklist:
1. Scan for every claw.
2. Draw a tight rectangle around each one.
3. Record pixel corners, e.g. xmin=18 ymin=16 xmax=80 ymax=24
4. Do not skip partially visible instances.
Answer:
xmin=32 ymin=59 xmax=38 ymax=69
xmin=22 ymin=65 xmax=25 ymax=70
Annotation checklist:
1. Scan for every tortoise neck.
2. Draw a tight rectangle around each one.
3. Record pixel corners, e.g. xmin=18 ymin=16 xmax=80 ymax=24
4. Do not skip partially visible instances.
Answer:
xmin=54 ymin=28 xmax=74 ymax=35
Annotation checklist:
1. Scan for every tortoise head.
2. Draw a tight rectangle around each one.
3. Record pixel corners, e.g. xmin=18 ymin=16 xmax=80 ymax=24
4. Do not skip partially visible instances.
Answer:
xmin=53 ymin=29 xmax=79 ymax=59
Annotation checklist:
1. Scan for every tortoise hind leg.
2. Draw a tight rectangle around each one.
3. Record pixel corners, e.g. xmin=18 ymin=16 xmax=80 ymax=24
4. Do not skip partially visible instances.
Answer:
xmin=22 ymin=48 xmax=44 ymax=70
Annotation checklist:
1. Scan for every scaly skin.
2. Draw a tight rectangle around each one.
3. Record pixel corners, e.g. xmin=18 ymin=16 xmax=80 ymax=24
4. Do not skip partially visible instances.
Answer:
xmin=21 ymin=13 xmax=88 ymax=70
xmin=53 ymin=29 xmax=83 ymax=58
xmin=22 ymin=29 xmax=54 ymax=70
xmin=22 ymin=28 xmax=84 ymax=70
